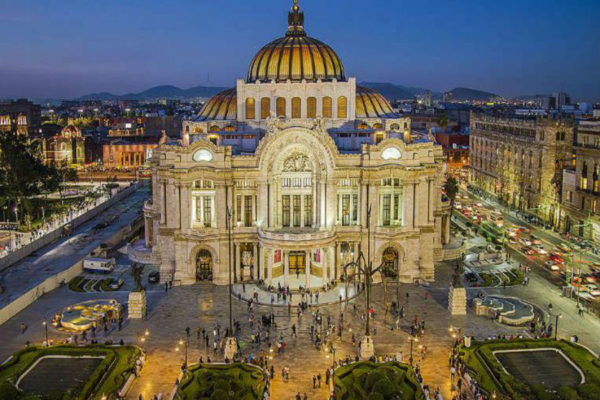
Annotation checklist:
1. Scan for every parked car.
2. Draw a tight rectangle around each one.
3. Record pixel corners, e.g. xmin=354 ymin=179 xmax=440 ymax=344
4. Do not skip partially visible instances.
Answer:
xmin=558 ymin=243 xmax=571 ymax=253
xmin=148 ymin=271 xmax=160 ymax=284
xmin=585 ymin=284 xmax=600 ymax=296
xmin=534 ymin=244 xmax=547 ymax=254
xmin=530 ymin=235 xmax=542 ymax=245
xmin=550 ymin=254 xmax=565 ymax=264
xmin=465 ymin=272 xmax=479 ymax=283
xmin=109 ymin=278 xmax=124 ymax=290
xmin=519 ymin=238 xmax=532 ymax=246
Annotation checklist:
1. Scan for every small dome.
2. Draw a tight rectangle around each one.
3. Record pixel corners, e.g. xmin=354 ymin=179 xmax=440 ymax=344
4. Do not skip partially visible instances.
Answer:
xmin=355 ymin=86 xmax=396 ymax=118
xmin=247 ymin=1 xmax=345 ymax=83
xmin=198 ymin=88 xmax=237 ymax=121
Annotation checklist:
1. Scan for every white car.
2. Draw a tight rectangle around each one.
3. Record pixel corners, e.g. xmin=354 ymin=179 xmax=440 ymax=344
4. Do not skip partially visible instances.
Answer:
xmin=585 ymin=285 xmax=600 ymax=296
xmin=519 ymin=238 xmax=532 ymax=246
xmin=534 ymin=245 xmax=547 ymax=254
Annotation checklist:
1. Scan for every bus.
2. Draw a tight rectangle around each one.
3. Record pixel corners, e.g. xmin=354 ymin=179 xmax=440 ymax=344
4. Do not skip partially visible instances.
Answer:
xmin=83 ymin=257 xmax=116 ymax=273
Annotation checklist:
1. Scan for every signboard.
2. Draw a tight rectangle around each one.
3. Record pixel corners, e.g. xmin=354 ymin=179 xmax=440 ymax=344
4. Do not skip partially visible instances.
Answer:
xmin=274 ymin=249 xmax=281 ymax=264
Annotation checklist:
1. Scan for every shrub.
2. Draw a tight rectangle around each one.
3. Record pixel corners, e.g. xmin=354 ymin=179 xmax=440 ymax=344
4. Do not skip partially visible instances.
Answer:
xmin=213 ymin=379 xmax=231 ymax=394
xmin=367 ymin=393 xmax=385 ymax=400
xmin=530 ymin=384 xmax=552 ymax=400
xmin=578 ymin=383 xmax=600 ymax=400
xmin=365 ymin=371 xmax=386 ymax=390
xmin=557 ymin=386 xmax=579 ymax=400
xmin=372 ymin=379 xmax=395 ymax=397
xmin=210 ymin=388 xmax=229 ymax=400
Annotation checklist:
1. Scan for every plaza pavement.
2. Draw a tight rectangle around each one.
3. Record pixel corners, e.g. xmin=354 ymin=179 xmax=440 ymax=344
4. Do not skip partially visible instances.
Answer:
xmin=0 ymin=262 xmax=534 ymax=400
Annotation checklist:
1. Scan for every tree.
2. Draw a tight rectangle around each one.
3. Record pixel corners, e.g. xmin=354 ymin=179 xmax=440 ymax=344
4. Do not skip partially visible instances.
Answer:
xmin=443 ymin=175 xmax=459 ymax=209
xmin=0 ymin=132 xmax=60 ymax=223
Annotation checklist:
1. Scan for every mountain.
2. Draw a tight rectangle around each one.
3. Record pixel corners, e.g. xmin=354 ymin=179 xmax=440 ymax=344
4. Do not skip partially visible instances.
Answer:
xmin=445 ymin=87 xmax=500 ymax=101
xmin=359 ymin=82 xmax=439 ymax=101
xmin=78 ymin=85 xmax=227 ymax=101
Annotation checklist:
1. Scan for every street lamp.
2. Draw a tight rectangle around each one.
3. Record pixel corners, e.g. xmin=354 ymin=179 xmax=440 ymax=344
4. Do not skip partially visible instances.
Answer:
xmin=179 ymin=338 xmax=188 ymax=367
xmin=223 ymin=205 xmax=237 ymax=360
xmin=554 ymin=313 xmax=562 ymax=341
xmin=42 ymin=320 xmax=49 ymax=346
xmin=408 ymin=335 xmax=418 ymax=366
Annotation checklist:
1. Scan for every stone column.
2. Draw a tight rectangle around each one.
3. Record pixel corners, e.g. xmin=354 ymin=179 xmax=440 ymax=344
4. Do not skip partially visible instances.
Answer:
xmin=305 ymin=251 xmax=311 ymax=288
xmin=235 ymin=243 xmax=241 ymax=282
xmin=284 ymin=251 xmax=289 ymax=286
xmin=322 ymin=247 xmax=328 ymax=282
xmin=267 ymin=248 xmax=273 ymax=283
xmin=258 ymin=181 xmax=268 ymax=228
xmin=320 ymin=180 xmax=326 ymax=227
xmin=253 ymin=243 xmax=258 ymax=280
xmin=180 ymin=182 xmax=191 ymax=230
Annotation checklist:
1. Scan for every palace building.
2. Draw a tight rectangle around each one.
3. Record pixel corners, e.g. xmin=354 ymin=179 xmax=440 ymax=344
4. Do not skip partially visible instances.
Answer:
xmin=144 ymin=1 xmax=451 ymax=287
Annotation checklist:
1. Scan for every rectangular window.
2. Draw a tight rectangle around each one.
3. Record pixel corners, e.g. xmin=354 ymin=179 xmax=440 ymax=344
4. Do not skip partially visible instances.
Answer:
xmin=352 ymin=194 xmax=358 ymax=223
xmin=196 ymin=197 xmax=202 ymax=221
xmin=304 ymin=195 xmax=312 ymax=227
xmin=236 ymin=195 xmax=242 ymax=222
xmin=382 ymin=194 xmax=391 ymax=226
xmin=244 ymin=195 xmax=253 ymax=226
xmin=342 ymin=194 xmax=350 ymax=226
xmin=393 ymin=193 xmax=400 ymax=220
xmin=203 ymin=197 xmax=212 ymax=227
xmin=293 ymin=195 xmax=301 ymax=227
xmin=282 ymin=195 xmax=290 ymax=227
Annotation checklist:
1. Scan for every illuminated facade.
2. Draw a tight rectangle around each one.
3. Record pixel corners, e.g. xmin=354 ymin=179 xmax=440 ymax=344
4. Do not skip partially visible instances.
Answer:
xmin=470 ymin=114 xmax=573 ymax=226
xmin=42 ymin=124 xmax=85 ymax=166
xmin=145 ymin=1 xmax=450 ymax=287
xmin=561 ymin=121 xmax=600 ymax=240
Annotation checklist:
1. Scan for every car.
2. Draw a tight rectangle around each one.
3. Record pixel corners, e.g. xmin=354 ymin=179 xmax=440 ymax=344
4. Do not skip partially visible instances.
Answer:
xmin=148 ymin=271 xmax=160 ymax=284
xmin=550 ymin=254 xmax=565 ymax=264
xmin=534 ymin=244 xmax=547 ymax=254
xmin=530 ymin=235 xmax=542 ymax=245
xmin=465 ymin=272 xmax=478 ymax=283
xmin=519 ymin=227 xmax=531 ymax=234
xmin=558 ymin=243 xmax=571 ymax=253
xmin=521 ymin=246 xmax=535 ymax=255
xmin=585 ymin=285 xmax=600 ymax=296
xmin=545 ymin=260 xmax=555 ymax=268
xmin=519 ymin=238 xmax=532 ymax=246
xmin=109 ymin=278 xmax=123 ymax=290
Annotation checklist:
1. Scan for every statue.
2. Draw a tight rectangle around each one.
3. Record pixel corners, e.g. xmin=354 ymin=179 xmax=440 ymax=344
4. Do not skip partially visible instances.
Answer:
xmin=283 ymin=152 xmax=311 ymax=172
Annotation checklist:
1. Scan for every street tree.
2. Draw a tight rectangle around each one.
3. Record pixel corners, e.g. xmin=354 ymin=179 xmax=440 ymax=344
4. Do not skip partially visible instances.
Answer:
xmin=443 ymin=175 xmax=459 ymax=209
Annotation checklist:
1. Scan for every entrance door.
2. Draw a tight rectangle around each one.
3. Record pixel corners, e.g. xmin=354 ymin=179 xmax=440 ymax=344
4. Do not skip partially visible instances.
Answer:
xmin=382 ymin=247 xmax=398 ymax=278
xmin=289 ymin=251 xmax=306 ymax=275
xmin=196 ymin=250 xmax=212 ymax=281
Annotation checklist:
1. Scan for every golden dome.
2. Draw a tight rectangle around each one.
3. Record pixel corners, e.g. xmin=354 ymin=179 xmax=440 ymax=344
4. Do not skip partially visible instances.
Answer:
xmin=247 ymin=1 xmax=345 ymax=83
xmin=198 ymin=88 xmax=237 ymax=121
xmin=355 ymin=86 xmax=396 ymax=118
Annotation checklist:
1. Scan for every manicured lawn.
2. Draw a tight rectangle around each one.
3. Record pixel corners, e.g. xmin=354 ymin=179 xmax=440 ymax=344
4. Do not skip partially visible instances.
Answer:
xmin=0 ymin=345 xmax=140 ymax=400
xmin=176 ymin=363 xmax=267 ymax=400
xmin=334 ymin=361 xmax=424 ymax=400
xmin=461 ymin=339 xmax=600 ymax=400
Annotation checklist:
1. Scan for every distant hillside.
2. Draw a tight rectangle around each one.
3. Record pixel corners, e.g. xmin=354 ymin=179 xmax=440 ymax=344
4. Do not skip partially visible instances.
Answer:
xmin=360 ymin=82 xmax=439 ymax=101
xmin=78 ymin=85 xmax=228 ymax=101
xmin=445 ymin=87 xmax=500 ymax=101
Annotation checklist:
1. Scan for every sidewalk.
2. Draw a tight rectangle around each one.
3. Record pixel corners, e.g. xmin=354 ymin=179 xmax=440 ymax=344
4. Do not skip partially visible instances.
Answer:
xmin=232 ymin=282 xmax=361 ymax=306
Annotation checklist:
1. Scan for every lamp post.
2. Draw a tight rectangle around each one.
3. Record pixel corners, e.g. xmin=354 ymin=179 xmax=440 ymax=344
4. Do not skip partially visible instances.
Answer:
xmin=179 ymin=338 xmax=188 ymax=367
xmin=42 ymin=320 xmax=49 ymax=346
xmin=224 ymin=205 xmax=237 ymax=360
xmin=408 ymin=335 xmax=418 ymax=366
xmin=554 ymin=313 xmax=562 ymax=341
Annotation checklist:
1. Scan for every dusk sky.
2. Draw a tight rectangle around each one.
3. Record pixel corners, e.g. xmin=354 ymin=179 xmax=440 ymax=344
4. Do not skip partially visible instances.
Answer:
xmin=1 ymin=0 xmax=598 ymax=101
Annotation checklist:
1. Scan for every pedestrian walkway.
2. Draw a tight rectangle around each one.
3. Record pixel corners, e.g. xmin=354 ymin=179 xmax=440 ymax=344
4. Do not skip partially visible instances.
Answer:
xmin=232 ymin=281 xmax=360 ymax=306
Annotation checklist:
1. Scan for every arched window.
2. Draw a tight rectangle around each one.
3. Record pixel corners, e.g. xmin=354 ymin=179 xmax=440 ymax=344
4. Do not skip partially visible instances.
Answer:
xmin=390 ymin=123 xmax=400 ymax=131
xmin=185 ymin=125 xmax=190 ymax=133
xmin=224 ymin=125 xmax=235 ymax=132
xmin=358 ymin=123 xmax=369 ymax=130
xmin=307 ymin=97 xmax=317 ymax=118
xmin=245 ymin=98 xmax=255 ymax=120
xmin=276 ymin=97 xmax=286 ymax=117
xmin=373 ymin=123 xmax=384 ymax=130
xmin=337 ymin=96 xmax=347 ymax=118
xmin=322 ymin=96 xmax=332 ymax=118
xmin=260 ymin=97 xmax=271 ymax=119
xmin=291 ymin=97 xmax=301 ymax=118
xmin=209 ymin=125 xmax=220 ymax=132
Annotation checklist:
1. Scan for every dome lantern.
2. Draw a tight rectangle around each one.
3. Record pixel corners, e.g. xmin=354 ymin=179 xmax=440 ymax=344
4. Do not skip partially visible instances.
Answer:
xmin=246 ymin=0 xmax=345 ymax=83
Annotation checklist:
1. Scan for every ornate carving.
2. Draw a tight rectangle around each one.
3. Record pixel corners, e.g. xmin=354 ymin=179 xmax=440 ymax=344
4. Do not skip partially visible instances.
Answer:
xmin=282 ymin=152 xmax=311 ymax=172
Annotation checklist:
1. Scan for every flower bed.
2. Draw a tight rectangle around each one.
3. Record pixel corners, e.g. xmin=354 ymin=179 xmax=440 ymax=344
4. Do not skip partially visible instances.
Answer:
xmin=0 ymin=345 xmax=140 ymax=400
xmin=334 ymin=361 xmax=424 ymax=400
xmin=175 ymin=363 xmax=268 ymax=400
xmin=461 ymin=339 xmax=600 ymax=400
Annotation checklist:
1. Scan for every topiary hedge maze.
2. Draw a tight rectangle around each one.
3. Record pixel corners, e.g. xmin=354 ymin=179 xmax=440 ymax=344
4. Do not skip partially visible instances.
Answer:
xmin=334 ymin=361 xmax=424 ymax=400
xmin=176 ymin=363 xmax=268 ymax=400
